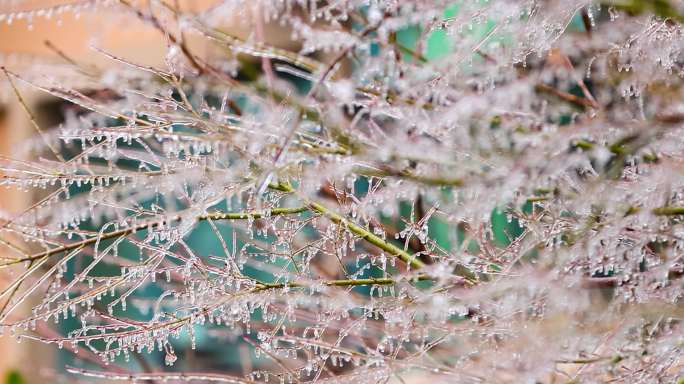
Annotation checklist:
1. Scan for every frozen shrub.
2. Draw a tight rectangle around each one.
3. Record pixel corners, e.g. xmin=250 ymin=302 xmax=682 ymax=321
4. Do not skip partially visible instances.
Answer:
xmin=0 ymin=0 xmax=683 ymax=383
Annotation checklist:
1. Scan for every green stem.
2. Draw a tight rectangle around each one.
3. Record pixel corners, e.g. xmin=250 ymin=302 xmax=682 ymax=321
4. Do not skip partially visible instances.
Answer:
xmin=2 ymin=206 xmax=308 ymax=265
xmin=256 ymin=276 xmax=429 ymax=290
xmin=200 ymin=207 xmax=308 ymax=220
xmin=652 ymin=206 xmax=684 ymax=215
xmin=309 ymin=201 xmax=425 ymax=269
xmin=274 ymin=183 xmax=425 ymax=270
xmin=353 ymin=166 xmax=464 ymax=187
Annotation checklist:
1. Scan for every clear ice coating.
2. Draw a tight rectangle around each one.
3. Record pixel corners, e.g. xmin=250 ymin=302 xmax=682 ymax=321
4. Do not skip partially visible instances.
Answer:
xmin=0 ymin=0 xmax=682 ymax=383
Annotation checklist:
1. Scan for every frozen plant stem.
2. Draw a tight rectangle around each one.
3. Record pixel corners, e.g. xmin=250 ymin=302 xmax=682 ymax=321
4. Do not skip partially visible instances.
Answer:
xmin=6 ymin=188 xmax=427 ymax=271
xmin=651 ymin=206 xmax=684 ymax=215
xmin=273 ymin=182 xmax=426 ymax=270
xmin=255 ymin=275 xmax=434 ymax=290
xmin=307 ymin=200 xmax=426 ymax=270
xmin=2 ymin=207 xmax=309 ymax=265
xmin=3 ymin=1 xmax=684 ymax=382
